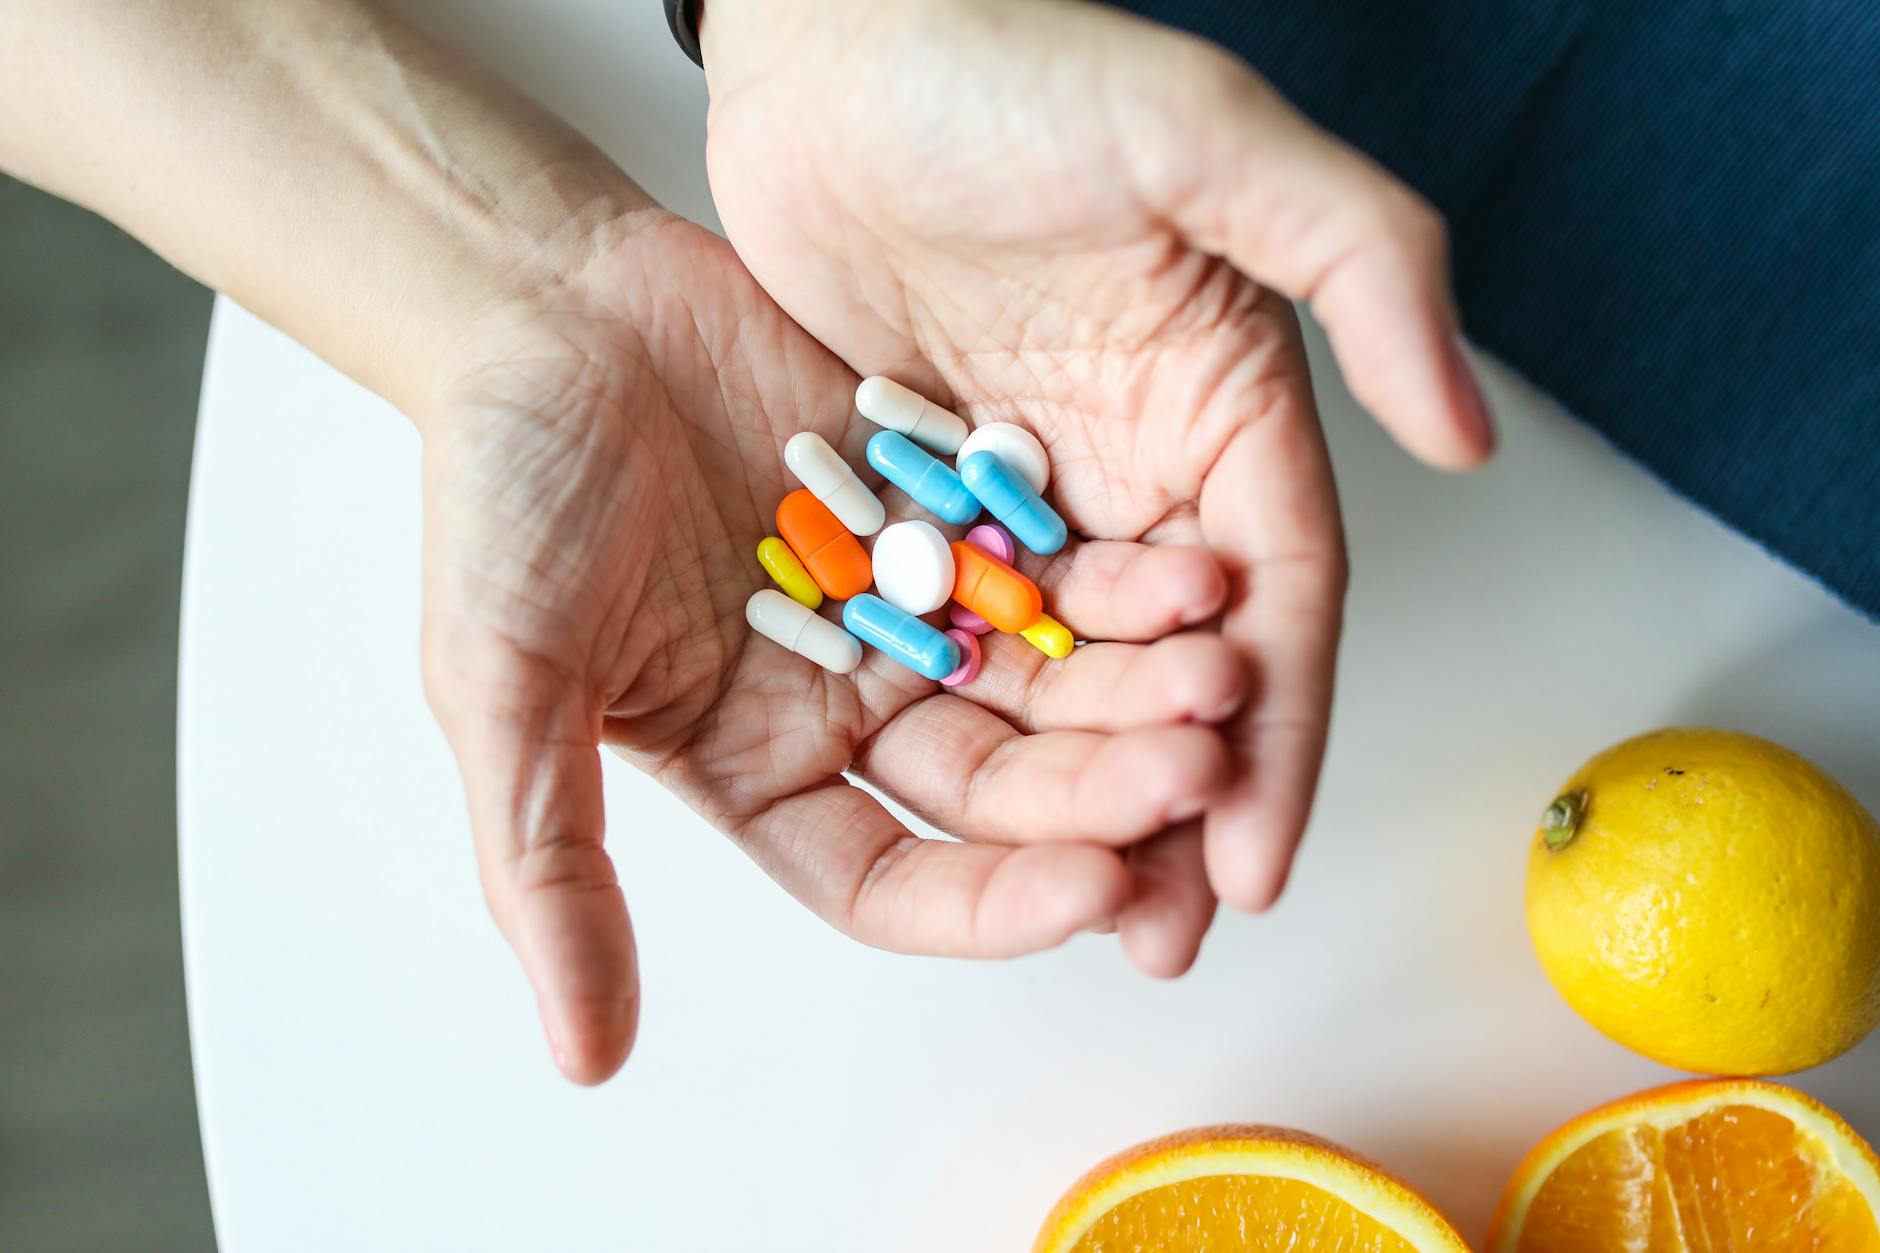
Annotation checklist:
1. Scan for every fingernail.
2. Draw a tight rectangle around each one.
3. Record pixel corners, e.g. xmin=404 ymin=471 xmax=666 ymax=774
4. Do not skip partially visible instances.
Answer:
xmin=1447 ymin=335 xmax=1496 ymax=457
xmin=1169 ymin=793 xmax=1209 ymax=823
xmin=542 ymin=1015 xmax=568 ymax=1071
xmin=1087 ymin=917 xmax=1118 ymax=935
xmin=1202 ymin=693 xmax=1241 ymax=723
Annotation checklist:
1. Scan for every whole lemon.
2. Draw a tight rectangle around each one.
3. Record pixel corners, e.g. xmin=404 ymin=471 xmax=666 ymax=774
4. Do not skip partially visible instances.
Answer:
xmin=1525 ymin=727 xmax=1880 ymax=1076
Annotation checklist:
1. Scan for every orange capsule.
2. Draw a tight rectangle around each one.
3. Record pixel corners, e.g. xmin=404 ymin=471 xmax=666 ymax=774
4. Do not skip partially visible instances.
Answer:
xmin=776 ymin=489 xmax=872 ymax=600
xmin=950 ymin=540 xmax=1043 ymax=633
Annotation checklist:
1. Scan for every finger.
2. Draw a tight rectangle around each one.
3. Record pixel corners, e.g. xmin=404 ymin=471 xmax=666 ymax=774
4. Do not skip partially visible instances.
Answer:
xmin=734 ymin=779 xmax=1129 ymax=955
xmin=857 ymin=695 xmax=1230 ymax=844
xmin=966 ymin=633 xmax=1244 ymax=733
xmin=424 ymin=637 xmax=637 ymax=1086
xmin=1118 ymin=824 xmax=1217 ymax=978
xmin=1029 ymin=540 xmax=1229 ymax=641
xmin=1148 ymin=59 xmax=1493 ymax=469
xmin=1197 ymin=416 xmax=1347 ymax=911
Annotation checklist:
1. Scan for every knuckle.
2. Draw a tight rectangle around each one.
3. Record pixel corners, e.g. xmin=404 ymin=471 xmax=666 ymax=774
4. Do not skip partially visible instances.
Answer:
xmin=1191 ymin=44 xmax=1264 ymax=107
xmin=1327 ymin=544 xmax=1352 ymax=599
xmin=1349 ymin=180 xmax=1446 ymax=262
xmin=843 ymin=834 xmax=923 ymax=944
xmin=517 ymin=831 xmax=615 ymax=897
xmin=419 ymin=640 xmax=460 ymax=713
xmin=417 ymin=618 xmax=493 ymax=723
xmin=475 ymin=859 xmax=516 ymax=933
xmin=1385 ymin=191 xmax=1449 ymax=263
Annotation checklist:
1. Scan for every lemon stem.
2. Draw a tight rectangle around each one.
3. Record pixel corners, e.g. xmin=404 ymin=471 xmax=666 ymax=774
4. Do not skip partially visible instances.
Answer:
xmin=1541 ymin=790 xmax=1587 ymax=851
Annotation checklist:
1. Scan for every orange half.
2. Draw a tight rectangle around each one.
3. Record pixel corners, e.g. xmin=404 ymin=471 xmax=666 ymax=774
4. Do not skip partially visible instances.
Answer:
xmin=1033 ymin=1125 xmax=1470 ymax=1253
xmin=1489 ymin=1079 xmax=1880 ymax=1252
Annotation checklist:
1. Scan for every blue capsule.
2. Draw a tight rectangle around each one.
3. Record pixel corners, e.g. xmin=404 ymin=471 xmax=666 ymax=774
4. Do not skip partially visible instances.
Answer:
xmin=842 ymin=593 xmax=961 ymax=681
xmin=959 ymin=451 xmax=1067 ymax=555
xmin=865 ymin=431 xmax=981 ymax=526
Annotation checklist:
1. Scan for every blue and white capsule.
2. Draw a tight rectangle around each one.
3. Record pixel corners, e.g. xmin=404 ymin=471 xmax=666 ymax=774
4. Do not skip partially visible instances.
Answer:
xmin=866 ymin=431 xmax=981 ymax=526
xmin=842 ymin=593 xmax=961 ymax=681
xmin=959 ymin=451 xmax=1067 ymax=555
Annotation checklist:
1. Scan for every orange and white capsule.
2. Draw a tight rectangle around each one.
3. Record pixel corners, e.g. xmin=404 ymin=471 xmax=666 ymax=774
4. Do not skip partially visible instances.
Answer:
xmin=785 ymin=432 xmax=885 ymax=536
xmin=746 ymin=590 xmax=862 ymax=675
xmin=855 ymin=376 xmax=969 ymax=455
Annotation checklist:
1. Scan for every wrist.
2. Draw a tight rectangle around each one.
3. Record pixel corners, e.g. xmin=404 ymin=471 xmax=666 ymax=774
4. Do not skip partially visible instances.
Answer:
xmin=0 ymin=0 xmax=656 ymax=422
xmin=415 ymin=201 xmax=680 ymax=437
xmin=219 ymin=3 xmax=658 ymax=420
xmin=698 ymin=0 xmax=934 ymax=92
xmin=695 ymin=0 xmax=790 ymax=89
xmin=348 ymin=145 xmax=652 ymax=423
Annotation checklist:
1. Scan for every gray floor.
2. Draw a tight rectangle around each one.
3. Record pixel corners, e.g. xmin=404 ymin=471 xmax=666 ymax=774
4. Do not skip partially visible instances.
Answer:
xmin=0 ymin=175 xmax=217 ymax=1249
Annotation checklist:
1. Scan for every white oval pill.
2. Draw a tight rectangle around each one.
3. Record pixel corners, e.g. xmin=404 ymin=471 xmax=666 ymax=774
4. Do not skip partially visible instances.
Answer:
xmin=784 ymin=431 xmax=886 ymax=535
xmin=869 ymin=520 xmax=955 ymax=615
xmin=746 ymin=589 xmax=863 ymax=675
xmin=957 ymin=422 xmax=1049 ymax=495
xmin=854 ymin=376 xmax=968 ymax=456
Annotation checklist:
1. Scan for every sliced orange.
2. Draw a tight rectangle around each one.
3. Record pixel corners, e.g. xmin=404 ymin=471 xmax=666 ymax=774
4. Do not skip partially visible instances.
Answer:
xmin=1033 ymin=1124 xmax=1470 ymax=1253
xmin=1489 ymin=1079 xmax=1880 ymax=1252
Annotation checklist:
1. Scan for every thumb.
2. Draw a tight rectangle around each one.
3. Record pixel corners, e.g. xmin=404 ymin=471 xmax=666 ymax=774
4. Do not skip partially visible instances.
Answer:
xmin=1151 ymin=55 xmax=1494 ymax=469
xmin=424 ymin=633 xmax=639 ymax=1085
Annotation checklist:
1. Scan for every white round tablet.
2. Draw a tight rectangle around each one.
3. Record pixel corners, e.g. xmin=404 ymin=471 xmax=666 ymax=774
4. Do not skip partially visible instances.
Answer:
xmin=870 ymin=520 xmax=955 ymax=616
xmin=957 ymin=422 xmax=1049 ymax=495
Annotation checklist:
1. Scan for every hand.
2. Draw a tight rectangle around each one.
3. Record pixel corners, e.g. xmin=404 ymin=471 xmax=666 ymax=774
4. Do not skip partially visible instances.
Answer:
xmin=700 ymin=0 xmax=1495 ymax=961
xmin=419 ymin=210 xmax=1248 ymax=1082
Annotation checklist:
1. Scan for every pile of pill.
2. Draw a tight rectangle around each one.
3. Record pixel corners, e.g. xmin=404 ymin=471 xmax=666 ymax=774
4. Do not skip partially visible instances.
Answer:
xmin=745 ymin=377 xmax=1075 ymax=684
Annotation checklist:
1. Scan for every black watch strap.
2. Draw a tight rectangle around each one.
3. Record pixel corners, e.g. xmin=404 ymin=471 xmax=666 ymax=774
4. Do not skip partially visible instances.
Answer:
xmin=664 ymin=0 xmax=705 ymax=66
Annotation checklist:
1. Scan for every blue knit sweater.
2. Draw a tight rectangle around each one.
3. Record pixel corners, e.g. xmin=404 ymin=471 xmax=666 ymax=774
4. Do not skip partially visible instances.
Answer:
xmin=1114 ymin=0 xmax=1879 ymax=616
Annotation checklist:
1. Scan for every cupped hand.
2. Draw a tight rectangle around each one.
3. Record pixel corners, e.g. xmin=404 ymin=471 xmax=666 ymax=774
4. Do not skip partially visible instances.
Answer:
xmin=700 ymin=0 xmax=1495 ymax=962
xmin=418 ymin=211 xmax=1243 ymax=1083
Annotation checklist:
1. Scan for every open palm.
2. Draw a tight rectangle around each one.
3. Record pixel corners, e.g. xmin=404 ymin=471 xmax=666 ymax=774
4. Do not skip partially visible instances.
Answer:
xmin=701 ymin=0 xmax=1494 ymax=957
xmin=420 ymin=213 xmax=1245 ymax=1082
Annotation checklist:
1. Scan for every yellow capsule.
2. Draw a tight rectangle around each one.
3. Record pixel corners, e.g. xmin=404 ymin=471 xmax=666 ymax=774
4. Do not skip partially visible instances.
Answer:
xmin=756 ymin=536 xmax=823 ymax=609
xmin=1018 ymin=612 xmax=1074 ymax=659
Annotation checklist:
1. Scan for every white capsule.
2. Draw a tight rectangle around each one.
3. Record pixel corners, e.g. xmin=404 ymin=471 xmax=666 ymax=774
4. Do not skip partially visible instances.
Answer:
xmin=854 ymin=376 xmax=969 ymax=456
xmin=784 ymin=432 xmax=886 ymax=536
xmin=870 ymin=520 xmax=956 ymax=615
xmin=745 ymin=589 xmax=863 ymax=675
xmin=957 ymin=422 xmax=1050 ymax=495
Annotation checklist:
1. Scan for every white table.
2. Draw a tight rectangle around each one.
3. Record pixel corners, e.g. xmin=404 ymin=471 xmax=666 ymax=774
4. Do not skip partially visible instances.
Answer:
xmin=178 ymin=3 xmax=1880 ymax=1248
